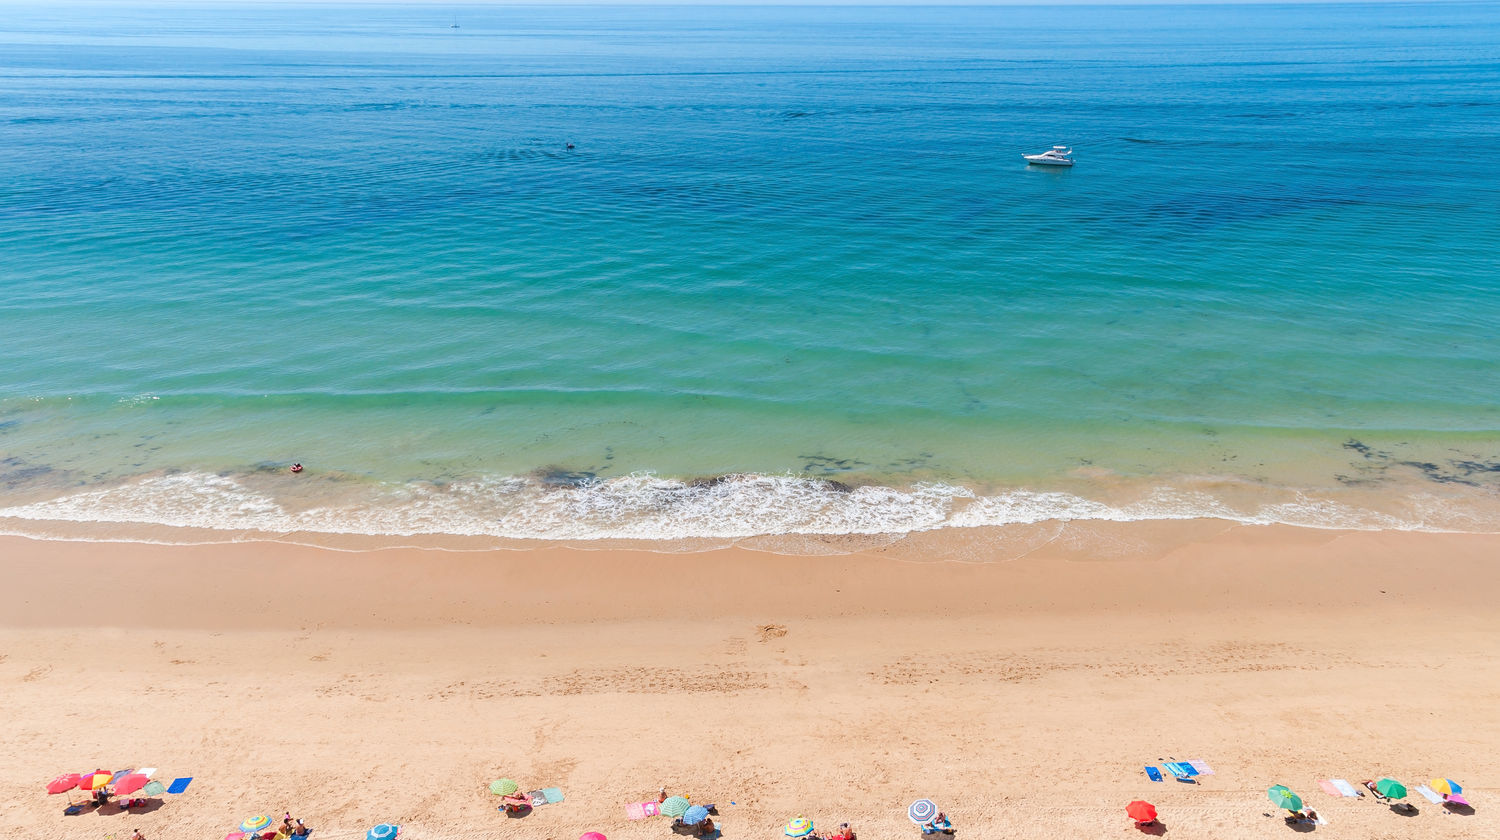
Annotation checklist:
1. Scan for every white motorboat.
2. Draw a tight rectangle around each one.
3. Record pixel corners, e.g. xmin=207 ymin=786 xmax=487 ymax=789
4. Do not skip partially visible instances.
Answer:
xmin=1023 ymin=146 xmax=1073 ymax=166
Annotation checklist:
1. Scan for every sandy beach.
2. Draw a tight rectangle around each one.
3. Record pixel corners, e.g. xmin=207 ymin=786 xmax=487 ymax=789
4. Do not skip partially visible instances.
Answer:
xmin=2 ymin=523 xmax=1495 ymax=840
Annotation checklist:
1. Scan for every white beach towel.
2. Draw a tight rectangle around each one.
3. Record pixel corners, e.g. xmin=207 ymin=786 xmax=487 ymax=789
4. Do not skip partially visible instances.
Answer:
xmin=1331 ymin=779 xmax=1360 ymax=798
xmin=1415 ymin=785 xmax=1444 ymax=804
xmin=137 ymin=768 xmax=157 ymax=779
xmin=1185 ymin=760 xmax=1214 ymax=775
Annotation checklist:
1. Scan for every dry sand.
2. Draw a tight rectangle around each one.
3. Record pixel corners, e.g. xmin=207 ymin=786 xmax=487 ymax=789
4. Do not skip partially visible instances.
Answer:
xmin=1 ymin=522 xmax=1495 ymax=840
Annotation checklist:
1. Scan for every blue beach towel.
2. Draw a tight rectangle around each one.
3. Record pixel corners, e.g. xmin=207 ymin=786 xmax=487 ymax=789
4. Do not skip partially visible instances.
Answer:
xmin=1145 ymin=766 xmax=1164 ymax=782
xmin=166 ymin=777 xmax=193 ymax=794
xmin=1166 ymin=762 xmax=1198 ymax=777
xmin=541 ymin=788 xmax=564 ymax=804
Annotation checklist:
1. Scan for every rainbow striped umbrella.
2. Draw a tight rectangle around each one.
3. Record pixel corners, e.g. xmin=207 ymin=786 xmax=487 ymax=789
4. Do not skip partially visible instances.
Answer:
xmin=489 ymin=779 xmax=519 ymax=796
xmin=784 ymin=816 xmax=814 ymax=838
xmin=240 ymin=816 xmax=273 ymax=834
xmin=1430 ymin=778 xmax=1462 ymax=796
xmin=660 ymin=796 xmax=691 ymax=818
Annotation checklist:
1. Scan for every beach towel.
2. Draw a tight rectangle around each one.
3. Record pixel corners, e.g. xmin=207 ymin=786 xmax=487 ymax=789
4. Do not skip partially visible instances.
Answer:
xmin=166 ymin=777 xmax=193 ymax=794
xmin=1319 ymin=780 xmax=1342 ymax=798
xmin=1165 ymin=762 xmax=1198 ymax=777
xmin=627 ymin=802 xmax=661 ymax=820
xmin=1331 ymin=780 xmax=1359 ymax=798
xmin=1186 ymin=761 xmax=1214 ymax=775
xmin=1415 ymin=785 xmax=1444 ymax=804
xmin=136 ymin=767 xmax=157 ymax=779
xmin=541 ymin=788 xmax=564 ymax=804
xmin=527 ymin=791 xmax=547 ymax=807
xmin=1144 ymin=766 xmax=1164 ymax=782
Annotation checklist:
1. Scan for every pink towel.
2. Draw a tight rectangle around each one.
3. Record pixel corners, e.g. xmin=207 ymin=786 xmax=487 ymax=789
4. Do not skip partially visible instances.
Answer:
xmin=1319 ymin=780 xmax=1342 ymax=797
xmin=626 ymin=802 xmax=661 ymax=820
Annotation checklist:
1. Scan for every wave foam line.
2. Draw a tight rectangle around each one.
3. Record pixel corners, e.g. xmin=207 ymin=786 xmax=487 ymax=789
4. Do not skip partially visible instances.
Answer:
xmin=0 ymin=471 xmax=1477 ymax=541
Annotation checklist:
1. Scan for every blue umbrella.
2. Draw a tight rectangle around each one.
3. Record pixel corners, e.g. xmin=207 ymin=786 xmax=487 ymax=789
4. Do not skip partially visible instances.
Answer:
xmin=908 ymin=799 xmax=938 ymax=825
xmin=682 ymin=806 xmax=710 ymax=826
xmin=367 ymin=825 xmax=399 ymax=840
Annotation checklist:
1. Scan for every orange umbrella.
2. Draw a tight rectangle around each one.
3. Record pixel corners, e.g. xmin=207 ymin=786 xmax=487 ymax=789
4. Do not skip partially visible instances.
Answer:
xmin=1126 ymin=801 xmax=1157 ymax=823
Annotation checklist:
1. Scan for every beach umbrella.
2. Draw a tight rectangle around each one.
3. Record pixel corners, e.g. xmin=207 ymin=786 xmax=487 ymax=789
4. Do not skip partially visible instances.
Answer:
xmin=47 ymin=774 xmax=82 ymax=794
xmin=1126 ymin=801 xmax=1157 ymax=823
xmin=489 ymin=779 xmax=519 ymax=796
xmin=224 ymin=833 xmax=247 ymax=840
xmin=367 ymin=824 xmax=399 ymax=840
xmin=113 ymin=774 xmax=149 ymax=795
xmin=1375 ymin=778 xmax=1406 ymax=799
xmin=80 ymin=772 xmax=113 ymax=791
xmin=660 ymin=796 xmax=691 ymax=818
xmin=1267 ymin=785 xmax=1302 ymax=812
xmin=241 ymin=816 xmax=274 ymax=834
xmin=143 ymin=780 xmax=167 ymax=797
xmin=784 ymin=817 xmax=814 ymax=838
xmin=1430 ymin=778 xmax=1462 ymax=796
xmin=907 ymin=799 xmax=938 ymax=824
xmin=580 ymin=834 xmax=607 ymax=840
xmin=1444 ymin=794 xmax=1470 ymax=807
xmin=682 ymin=805 xmax=710 ymax=826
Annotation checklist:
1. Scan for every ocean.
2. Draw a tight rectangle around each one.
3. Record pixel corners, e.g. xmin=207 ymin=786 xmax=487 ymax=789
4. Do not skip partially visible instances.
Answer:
xmin=2 ymin=2 xmax=1499 ymax=544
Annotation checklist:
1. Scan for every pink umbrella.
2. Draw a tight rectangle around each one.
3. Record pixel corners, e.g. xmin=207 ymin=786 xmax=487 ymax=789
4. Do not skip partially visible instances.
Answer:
xmin=1445 ymin=794 xmax=1470 ymax=807
xmin=580 ymin=834 xmax=608 ymax=840
xmin=225 ymin=833 xmax=248 ymax=840
xmin=48 ymin=774 xmax=82 ymax=794
xmin=113 ymin=774 xmax=149 ymax=796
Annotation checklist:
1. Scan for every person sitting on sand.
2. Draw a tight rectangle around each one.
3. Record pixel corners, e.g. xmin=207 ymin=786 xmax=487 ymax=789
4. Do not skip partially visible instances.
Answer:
xmin=500 ymin=793 xmax=532 ymax=814
xmin=823 ymin=822 xmax=855 ymax=840
xmin=132 ymin=830 xmax=146 ymax=840
xmin=292 ymin=819 xmax=310 ymax=837
xmin=921 ymin=813 xmax=953 ymax=835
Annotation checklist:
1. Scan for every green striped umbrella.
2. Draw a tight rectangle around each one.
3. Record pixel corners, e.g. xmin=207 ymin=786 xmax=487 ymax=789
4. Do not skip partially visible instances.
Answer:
xmin=1267 ymin=785 xmax=1303 ymax=811
xmin=1375 ymin=778 xmax=1407 ymax=799
xmin=489 ymin=779 xmax=519 ymax=796
xmin=660 ymin=797 xmax=691 ymax=818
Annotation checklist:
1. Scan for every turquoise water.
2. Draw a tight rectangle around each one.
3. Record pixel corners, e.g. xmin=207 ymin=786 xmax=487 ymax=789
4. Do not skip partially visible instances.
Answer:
xmin=2 ymin=3 xmax=1499 ymax=541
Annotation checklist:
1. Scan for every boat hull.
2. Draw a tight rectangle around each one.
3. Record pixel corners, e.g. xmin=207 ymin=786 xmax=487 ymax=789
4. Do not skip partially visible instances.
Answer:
xmin=1023 ymin=156 xmax=1073 ymax=166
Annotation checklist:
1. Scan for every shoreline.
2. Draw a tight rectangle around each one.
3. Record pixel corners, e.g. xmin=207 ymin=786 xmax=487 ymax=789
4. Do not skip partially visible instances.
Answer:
xmin=3 ymin=525 xmax=1496 ymax=840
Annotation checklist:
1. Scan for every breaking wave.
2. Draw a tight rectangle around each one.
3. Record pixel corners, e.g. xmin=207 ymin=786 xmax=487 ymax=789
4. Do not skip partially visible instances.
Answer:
xmin=0 ymin=469 xmax=1492 ymax=544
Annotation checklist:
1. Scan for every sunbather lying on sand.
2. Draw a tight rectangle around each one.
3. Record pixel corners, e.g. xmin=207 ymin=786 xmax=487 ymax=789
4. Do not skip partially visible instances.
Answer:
xmin=500 ymin=793 xmax=532 ymax=813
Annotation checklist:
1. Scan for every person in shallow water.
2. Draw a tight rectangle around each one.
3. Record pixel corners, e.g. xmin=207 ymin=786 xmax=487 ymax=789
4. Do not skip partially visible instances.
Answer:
xmin=290 ymin=463 xmax=303 ymax=473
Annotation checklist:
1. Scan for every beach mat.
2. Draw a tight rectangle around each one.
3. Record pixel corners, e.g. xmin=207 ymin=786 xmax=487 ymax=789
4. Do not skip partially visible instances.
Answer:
xmin=627 ymin=802 xmax=661 ymax=820
xmin=1415 ymin=785 xmax=1444 ymax=804
xmin=166 ymin=777 xmax=193 ymax=794
xmin=542 ymin=788 xmax=564 ymax=804
xmin=1164 ymin=762 xmax=1198 ymax=777
xmin=1144 ymin=766 xmax=1163 ymax=782
xmin=1185 ymin=761 xmax=1214 ymax=775
xmin=1318 ymin=780 xmax=1342 ymax=797
xmin=137 ymin=768 xmax=157 ymax=779
xmin=527 ymin=791 xmax=547 ymax=807
xmin=1331 ymin=779 xmax=1359 ymax=798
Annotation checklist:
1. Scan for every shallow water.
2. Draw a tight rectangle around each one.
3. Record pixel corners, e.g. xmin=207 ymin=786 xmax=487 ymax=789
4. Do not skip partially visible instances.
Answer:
xmin=2 ymin=2 xmax=1499 ymax=541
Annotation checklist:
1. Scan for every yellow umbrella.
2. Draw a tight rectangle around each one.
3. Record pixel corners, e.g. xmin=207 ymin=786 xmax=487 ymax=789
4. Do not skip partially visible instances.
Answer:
xmin=82 ymin=773 xmax=113 ymax=791
xmin=1430 ymin=778 xmax=1462 ymax=796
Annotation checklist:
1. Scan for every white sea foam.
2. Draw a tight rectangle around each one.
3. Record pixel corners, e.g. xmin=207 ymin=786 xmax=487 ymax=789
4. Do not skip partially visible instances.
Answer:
xmin=0 ymin=469 xmax=1491 ymax=543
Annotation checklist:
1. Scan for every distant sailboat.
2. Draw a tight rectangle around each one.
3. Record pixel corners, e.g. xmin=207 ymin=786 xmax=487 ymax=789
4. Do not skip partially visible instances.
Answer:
xmin=450 ymin=17 xmax=460 ymax=29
